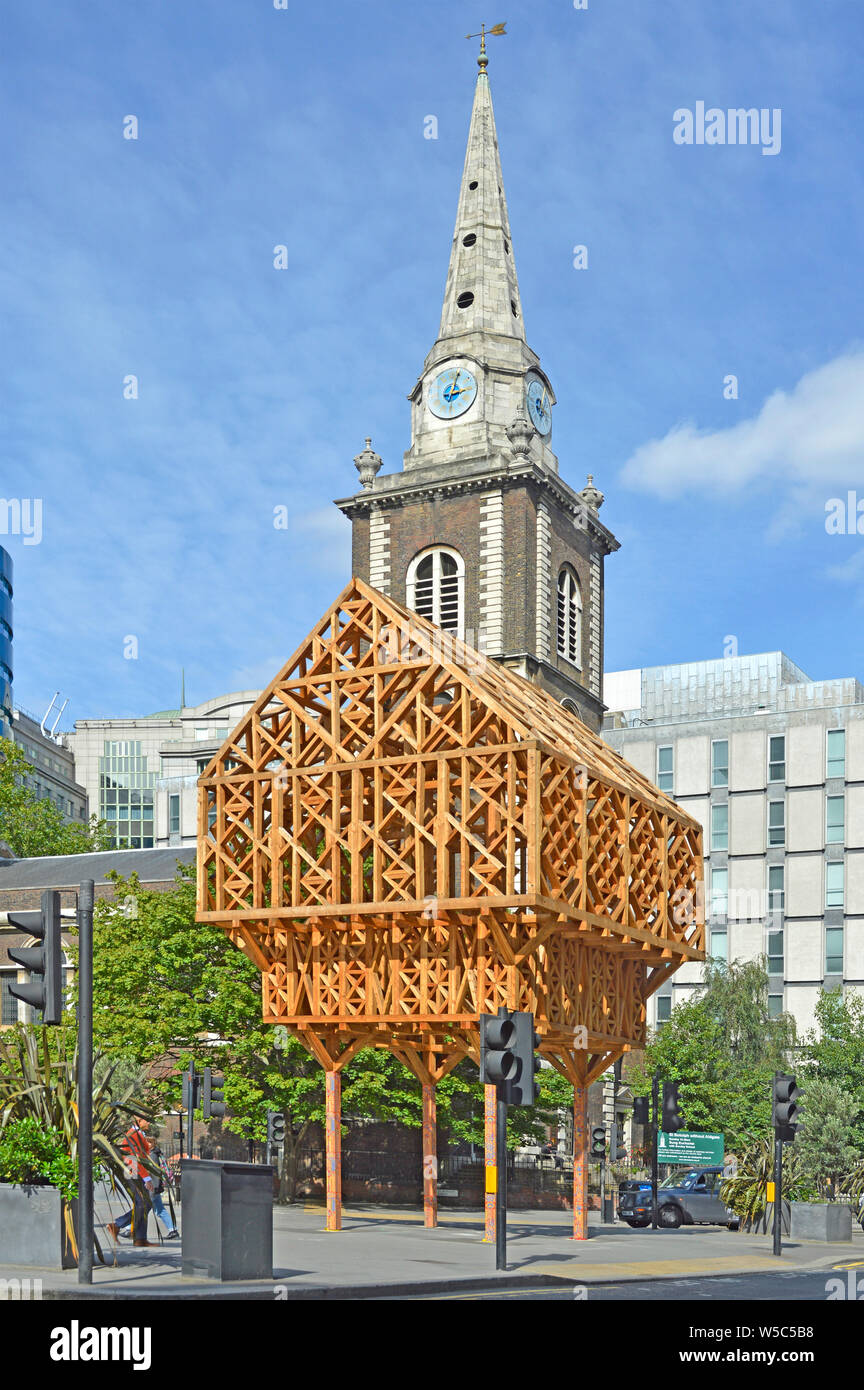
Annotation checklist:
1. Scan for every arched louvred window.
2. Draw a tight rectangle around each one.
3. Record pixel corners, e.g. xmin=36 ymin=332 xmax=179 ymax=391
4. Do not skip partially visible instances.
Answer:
xmin=557 ymin=566 xmax=582 ymax=667
xmin=406 ymin=547 xmax=465 ymax=637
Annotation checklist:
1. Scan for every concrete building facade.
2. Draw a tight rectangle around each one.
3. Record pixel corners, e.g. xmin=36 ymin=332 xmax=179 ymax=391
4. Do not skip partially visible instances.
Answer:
xmin=12 ymin=707 xmax=88 ymax=825
xmin=65 ymin=692 xmax=259 ymax=849
xmin=603 ymin=652 xmax=864 ymax=1035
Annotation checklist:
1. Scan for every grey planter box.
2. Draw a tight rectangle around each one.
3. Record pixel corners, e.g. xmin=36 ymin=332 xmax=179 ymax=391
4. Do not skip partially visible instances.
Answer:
xmin=790 ymin=1201 xmax=852 ymax=1242
xmin=0 ymin=1183 xmax=77 ymax=1269
xmin=180 ymin=1159 xmax=273 ymax=1281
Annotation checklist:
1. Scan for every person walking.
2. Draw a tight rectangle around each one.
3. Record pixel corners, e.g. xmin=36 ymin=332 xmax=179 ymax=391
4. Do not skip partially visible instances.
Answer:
xmin=106 ymin=1116 xmax=153 ymax=1247
xmin=148 ymin=1144 xmax=179 ymax=1240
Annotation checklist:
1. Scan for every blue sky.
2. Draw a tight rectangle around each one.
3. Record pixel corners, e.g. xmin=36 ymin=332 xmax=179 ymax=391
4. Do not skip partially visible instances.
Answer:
xmin=3 ymin=0 xmax=863 ymax=723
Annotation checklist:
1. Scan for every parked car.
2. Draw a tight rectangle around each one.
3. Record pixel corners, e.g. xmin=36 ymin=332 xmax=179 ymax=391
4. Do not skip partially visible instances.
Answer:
xmin=618 ymin=1167 xmax=739 ymax=1229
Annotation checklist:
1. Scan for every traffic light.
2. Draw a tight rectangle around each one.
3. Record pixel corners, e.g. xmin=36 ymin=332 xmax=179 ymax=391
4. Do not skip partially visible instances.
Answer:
xmin=7 ymin=890 xmax=63 ymax=1025
xmin=591 ymin=1125 xmax=607 ymax=1158
xmin=773 ymin=1073 xmax=799 ymax=1142
xmin=661 ymin=1081 xmax=685 ymax=1133
xmin=182 ymin=1071 xmax=202 ymax=1111
xmin=503 ymin=1011 xmax=542 ymax=1107
xmin=480 ymin=1011 xmax=517 ymax=1087
xmin=202 ymin=1068 xmax=226 ymax=1121
xmin=632 ymin=1095 xmax=650 ymax=1126
xmin=267 ymin=1110 xmax=286 ymax=1146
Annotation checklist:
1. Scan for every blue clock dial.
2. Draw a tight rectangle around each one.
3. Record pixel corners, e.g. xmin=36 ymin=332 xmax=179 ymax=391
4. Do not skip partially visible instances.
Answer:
xmin=526 ymin=378 xmax=552 ymax=435
xmin=428 ymin=366 xmax=478 ymax=420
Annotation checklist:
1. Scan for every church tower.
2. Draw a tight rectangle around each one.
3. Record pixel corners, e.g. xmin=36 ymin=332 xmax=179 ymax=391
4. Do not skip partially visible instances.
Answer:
xmin=334 ymin=40 xmax=618 ymax=731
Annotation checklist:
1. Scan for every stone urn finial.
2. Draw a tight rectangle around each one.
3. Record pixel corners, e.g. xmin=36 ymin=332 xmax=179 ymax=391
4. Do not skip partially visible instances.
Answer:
xmin=580 ymin=473 xmax=604 ymax=511
xmin=506 ymin=403 xmax=534 ymax=458
xmin=354 ymin=437 xmax=383 ymax=490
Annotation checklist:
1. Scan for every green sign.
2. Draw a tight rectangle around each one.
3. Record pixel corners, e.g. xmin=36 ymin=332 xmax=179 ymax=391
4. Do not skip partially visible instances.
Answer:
xmin=657 ymin=1130 xmax=724 ymax=1166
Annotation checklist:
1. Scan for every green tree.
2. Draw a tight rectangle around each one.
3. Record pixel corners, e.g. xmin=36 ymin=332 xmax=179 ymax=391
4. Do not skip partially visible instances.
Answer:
xmin=801 ymin=990 xmax=864 ymax=1149
xmin=795 ymin=1079 xmax=862 ymax=1200
xmin=0 ymin=737 xmax=112 ymax=857
xmin=630 ymin=958 xmax=796 ymax=1152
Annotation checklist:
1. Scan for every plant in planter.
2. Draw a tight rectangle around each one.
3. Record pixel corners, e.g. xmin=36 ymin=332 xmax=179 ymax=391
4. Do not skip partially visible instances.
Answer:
xmin=0 ymin=1117 xmax=78 ymax=1199
xmin=720 ymin=1136 xmax=814 ymax=1232
xmin=0 ymin=1024 xmax=152 ymax=1265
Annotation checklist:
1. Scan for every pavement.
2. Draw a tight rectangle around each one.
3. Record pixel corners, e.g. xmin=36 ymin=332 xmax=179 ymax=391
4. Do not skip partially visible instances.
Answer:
xmin=2 ymin=1201 xmax=862 ymax=1300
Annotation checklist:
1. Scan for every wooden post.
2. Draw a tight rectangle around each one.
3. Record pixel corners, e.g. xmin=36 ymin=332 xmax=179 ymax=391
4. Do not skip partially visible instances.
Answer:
xmin=572 ymin=1085 xmax=588 ymax=1240
xmin=325 ymin=1070 xmax=342 ymax=1232
xmin=483 ymin=1082 xmax=496 ymax=1243
xmin=422 ymin=1082 xmax=438 ymax=1228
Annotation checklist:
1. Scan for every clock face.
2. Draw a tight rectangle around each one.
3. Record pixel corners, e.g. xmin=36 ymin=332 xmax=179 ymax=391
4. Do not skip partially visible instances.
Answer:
xmin=428 ymin=365 xmax=478 ymax=420
xmin=526 ymin=378 xmax=553 ymax=435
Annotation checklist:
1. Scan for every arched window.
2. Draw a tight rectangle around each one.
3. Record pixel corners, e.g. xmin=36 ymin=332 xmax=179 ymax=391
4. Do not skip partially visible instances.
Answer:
xmin=406 ymin=547 xmax=464 ymax=636
xmin=557 ymin=566 xmax=582 ymax=667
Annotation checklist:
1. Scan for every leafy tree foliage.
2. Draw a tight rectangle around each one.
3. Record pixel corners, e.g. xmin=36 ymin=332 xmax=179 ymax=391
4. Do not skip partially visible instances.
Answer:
xmin=0 ymin=737 xmax=112 ymax=858
xmin=796 ymin=1079 xmax=862 ymax=1199
xmin=630 ymin=958 xmax=796 ymax=1152
xmin=801 ymin=990 xmax=864 ymax=1150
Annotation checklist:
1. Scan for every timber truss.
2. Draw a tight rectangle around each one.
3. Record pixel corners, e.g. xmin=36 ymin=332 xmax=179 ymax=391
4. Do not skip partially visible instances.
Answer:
xmin=198 ymin=578 xmax=703 ymax=1087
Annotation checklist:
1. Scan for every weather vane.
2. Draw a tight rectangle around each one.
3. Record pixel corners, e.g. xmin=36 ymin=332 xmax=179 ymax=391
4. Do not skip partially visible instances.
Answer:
xmin=466 ymin=22 xmax=507 ymax=71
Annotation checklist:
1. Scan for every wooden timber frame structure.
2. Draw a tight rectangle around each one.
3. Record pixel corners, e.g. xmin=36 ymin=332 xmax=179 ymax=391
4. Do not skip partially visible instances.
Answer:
xmin=197 ymin=579 xmax=704 ymax=1236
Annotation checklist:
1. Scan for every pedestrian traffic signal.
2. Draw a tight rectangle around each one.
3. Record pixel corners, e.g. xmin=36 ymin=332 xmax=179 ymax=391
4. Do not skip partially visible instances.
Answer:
xmin=202 ymin=1068 xmax=226 ymax=1121
xmin=480 ymin=1011 xmax=517 ymax=1087
xmin=7 ymin=890 xmax=63 ymax=1024
xmin=267 ymin=1111 xmax=286 ymax=1146
xmin=632 ymin=1095 xmax=650 ymax=1126
xmin=773 ymin=1073 xmax=799 ymax=1142
xmin=503 ymin=1011 xmax=542 ymax=1107
xmin=661 ymin=1081 xmax=685 ymax=1133
xmin=182 ymin=1070 xmax=202 ymax=1111
xmin=591 ymin=1125 xmax=607 ymax=1158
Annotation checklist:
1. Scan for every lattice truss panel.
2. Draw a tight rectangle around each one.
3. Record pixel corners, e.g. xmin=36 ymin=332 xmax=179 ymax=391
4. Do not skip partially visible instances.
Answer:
xmin=198 ymin=579 xmax=703 ymax=1082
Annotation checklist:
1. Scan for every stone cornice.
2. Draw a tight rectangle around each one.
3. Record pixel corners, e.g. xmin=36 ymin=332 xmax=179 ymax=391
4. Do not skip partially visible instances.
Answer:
xmin=334 ymin=460 xmax=620 ymax=555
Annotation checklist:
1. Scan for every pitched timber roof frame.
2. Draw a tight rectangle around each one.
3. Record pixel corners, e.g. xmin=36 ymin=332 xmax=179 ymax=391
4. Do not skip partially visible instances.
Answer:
xmin=197 ymin=579 xmax=703 ymax=1087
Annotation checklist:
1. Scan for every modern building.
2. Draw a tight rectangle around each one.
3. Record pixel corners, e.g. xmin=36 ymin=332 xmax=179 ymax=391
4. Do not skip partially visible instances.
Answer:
xmin=333 ymin=41 xmax=618 ymax=732
xmin=0 ymin=845 xmax=196 ymax=1028
xmin=603 ymin=652 xmax=864 ymax=1035
xmin=12 ymin=706 xmax=88 ymax=824
xmin=0 ymin=548 xmax=12 ymax=736
xmin=65 ymin=692 xmax=259 ymax=848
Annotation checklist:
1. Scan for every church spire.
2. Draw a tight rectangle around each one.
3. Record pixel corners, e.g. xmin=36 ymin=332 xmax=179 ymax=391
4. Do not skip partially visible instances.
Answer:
xmin=437 ymin=43 xmax=524 ymax=347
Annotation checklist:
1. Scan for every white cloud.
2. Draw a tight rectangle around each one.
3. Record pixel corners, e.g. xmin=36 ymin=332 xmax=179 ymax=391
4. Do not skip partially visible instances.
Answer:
xmin=620 ymin=349 xmax=864 ymax=499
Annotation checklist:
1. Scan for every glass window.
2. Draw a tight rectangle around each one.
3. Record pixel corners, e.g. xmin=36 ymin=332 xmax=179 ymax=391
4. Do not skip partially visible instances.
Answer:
xmin=710 ymin=928 xmax=728 ymax=961
xmin=768 ymin=800 xmax=785 ymax=847
xmin=710 ymin=867 xmax=728 ymax=919
xmin=711 ymin=740 xmax=729 ymax=788
xmin=827 ymin=729 xmax=845 ymax=780
xmin=769 ymin=736 xmax=786 ymax=782
xmin=656 ymin=995 xmax=672 ymax=1023
xmin=767 ymin=929 xmax=784 ymax=976
xmin=169 ymin=794 xmax=180 ymax=834
xmin=657 ymin=746 xmax=674 ymax=794
xmin=826 ymin=796 xmax=844 ymax=845
xmin=768 ymin=993 xmax=783 ymax=1018
xmin=825 ymin=926 xmax=844 ymax=975
xmin=826 ymin=862 xmax=844 ymax=909
xmin=710 ymin=803 xmax=728 ymax=852
xmin=768 ymin=865 xmax=785 ymax=916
